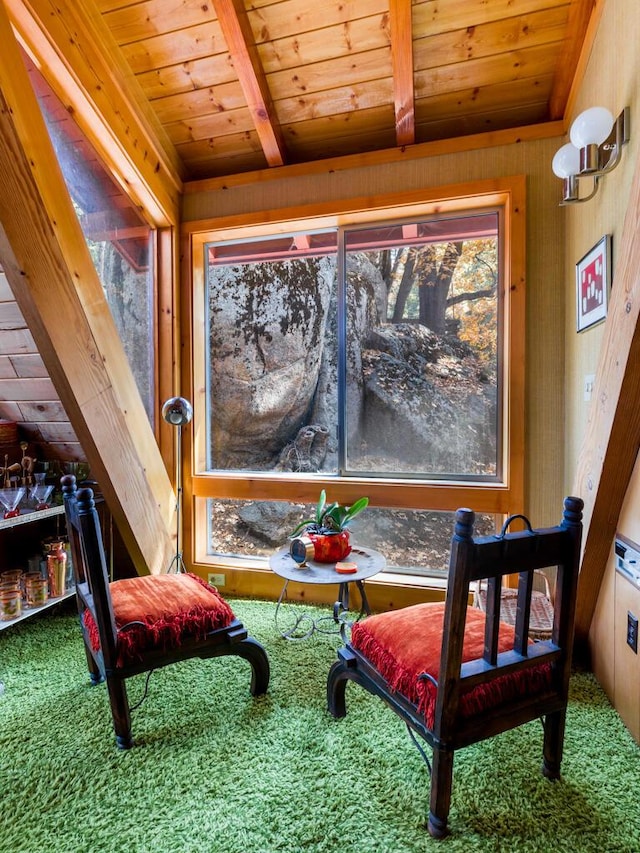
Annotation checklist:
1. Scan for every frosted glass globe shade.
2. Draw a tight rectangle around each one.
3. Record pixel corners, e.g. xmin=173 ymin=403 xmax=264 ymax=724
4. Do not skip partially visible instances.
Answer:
xmin=552 ymin=143 xmax=580 ymax=179
xmin=570 ymin=107 xmax=614 ymax=148
xmin=162 ymin=396 xmax=193 ymax=426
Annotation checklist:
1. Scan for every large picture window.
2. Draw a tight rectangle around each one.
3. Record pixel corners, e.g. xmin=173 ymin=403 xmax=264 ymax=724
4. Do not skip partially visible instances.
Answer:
xmin=25 ymin=53 xmax=156 ymax=423
xmin=206 ymin=212 xmax=500 ymax=482
xmin=189 ymin=181 xmax=524 ymax=579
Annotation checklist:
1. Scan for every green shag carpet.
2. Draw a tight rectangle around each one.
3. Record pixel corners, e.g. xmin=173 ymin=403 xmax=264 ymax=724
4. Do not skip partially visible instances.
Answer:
xmin=1 ymin=598 xmax=639 ymax=853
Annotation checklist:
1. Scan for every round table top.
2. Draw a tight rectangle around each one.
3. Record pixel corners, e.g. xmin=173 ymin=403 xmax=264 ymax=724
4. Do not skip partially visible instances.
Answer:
xmin=269 ymin=544 xmax=386 ymax=585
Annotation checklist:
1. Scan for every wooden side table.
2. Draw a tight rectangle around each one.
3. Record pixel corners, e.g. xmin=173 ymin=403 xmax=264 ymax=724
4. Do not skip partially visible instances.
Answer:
xmin=269 ymin=544 xmax=386 ymax=640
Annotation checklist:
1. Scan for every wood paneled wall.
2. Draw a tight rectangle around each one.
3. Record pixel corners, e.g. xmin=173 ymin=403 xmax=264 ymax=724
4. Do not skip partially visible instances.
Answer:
xmin=571 ymin=0 xmax=640 ymax=734
xmin=0 ymin=268 xmax=82 ymax=462
xmin=183 ymin=132 xmax=567 ymax=531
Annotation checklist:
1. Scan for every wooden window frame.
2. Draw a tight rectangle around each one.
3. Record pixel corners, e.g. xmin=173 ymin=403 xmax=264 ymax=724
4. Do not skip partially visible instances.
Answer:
xmin=181 ymin=176 xmax=525 ymax=601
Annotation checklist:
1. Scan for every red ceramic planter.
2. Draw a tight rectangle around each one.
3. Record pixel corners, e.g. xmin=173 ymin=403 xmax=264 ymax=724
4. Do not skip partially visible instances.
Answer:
xmin=308 ymin=531 xmax=352 ymax=563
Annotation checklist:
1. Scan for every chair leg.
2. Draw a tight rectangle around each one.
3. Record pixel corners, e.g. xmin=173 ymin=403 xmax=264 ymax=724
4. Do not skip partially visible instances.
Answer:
xmin=235 ymin=638 xmax=270 ymax=696
xmin=542 ymin=708 xmax=566 ymax=779
xmin=428 ymin=746 xmax=454 ymax=839
xmin=84 ymin=645 xmax=103 ymax=686
xmin=328 ymin=647 xmax=359 ymax=718
xmin=105 ymin=675 xmax=133 ymax=750
xmin=327 ymin=660 xmax=349 ymax=718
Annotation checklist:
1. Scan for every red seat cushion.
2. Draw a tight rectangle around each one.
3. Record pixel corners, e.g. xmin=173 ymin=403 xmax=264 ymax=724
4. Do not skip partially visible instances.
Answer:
xmin=350 ymin=602 xmax=552 ymax=730
xmin=84 ymin=573 xmax=235 ymax=666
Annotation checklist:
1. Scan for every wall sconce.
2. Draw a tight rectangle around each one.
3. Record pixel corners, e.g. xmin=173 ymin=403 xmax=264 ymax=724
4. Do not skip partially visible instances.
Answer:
xmin=162 ymin=396 xmax=193 ymax=573
xmin=552 ymin=106 xmax=630 ymax=204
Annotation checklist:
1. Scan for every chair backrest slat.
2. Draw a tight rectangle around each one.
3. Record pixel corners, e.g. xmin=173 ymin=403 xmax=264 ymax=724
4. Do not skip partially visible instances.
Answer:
xmin=513 ymin=571 xmax=534 ymax=654
xmin=483 ymin=576 xmax=502 ymax=665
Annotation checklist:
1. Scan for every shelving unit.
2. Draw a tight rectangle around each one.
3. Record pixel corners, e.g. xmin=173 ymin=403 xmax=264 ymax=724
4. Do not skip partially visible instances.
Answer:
xmin=0 ymin=504 xmax=74 ymax=631
xmin=0 ymin=588 xmax=75 ymax=631
xmin=0 ymin=503 xmax=64 ymax=531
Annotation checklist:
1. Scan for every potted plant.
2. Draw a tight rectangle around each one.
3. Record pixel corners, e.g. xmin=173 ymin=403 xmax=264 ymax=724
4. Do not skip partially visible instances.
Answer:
xmin=290 ymin=490 xmax=369 ymax=563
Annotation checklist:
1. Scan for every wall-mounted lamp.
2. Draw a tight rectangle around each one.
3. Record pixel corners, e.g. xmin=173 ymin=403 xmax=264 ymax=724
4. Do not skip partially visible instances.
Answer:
xmin=162 ymin=396 xmax=193 ymax=573
xmin=552 ymin=106 xmax=630 ymax=204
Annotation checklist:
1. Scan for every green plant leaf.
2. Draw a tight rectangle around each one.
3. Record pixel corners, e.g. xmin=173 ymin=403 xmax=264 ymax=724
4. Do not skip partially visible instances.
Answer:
xmin=315 ymin=489 xmax=327 ymax=524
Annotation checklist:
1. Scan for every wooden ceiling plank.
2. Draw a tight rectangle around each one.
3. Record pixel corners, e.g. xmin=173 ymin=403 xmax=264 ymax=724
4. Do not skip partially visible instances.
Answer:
xmin=121 ymin=22 xmax=226 ymax=75
xmin=212 ymin=0 xmax=286 ymax=167
xmin=247 ymin=0 xmax=388 ymax=45
xmin=413 ymin=0 xmax=572 ymax=35
xmin=185 ymin=150 xmax=269 ymax=179
xmin=176 ymin=128 xmax=268 ymax=163
xmin=259 ymin=14 xmax=390 ymax=74
xmin=17 ymin=400 xmax=68 ymax=421
xmin=7 ymin=353 xmax=48 ymax=379
xmin=388 ymin=0 xmax=414 ymax=146
xmin=6 ymin=0 xmax=183 ymax=227
xmin=0 ymin=1 xmax=174 ymax=575
xmin=101 ymin=0 xmax=217 ymax=45
xmin=415 ymin=75 xmax=555 ymax=123
xmin=283 ymin=105 xmax=396 ymax=146
xmin=138 ymin=52 xmax=236 ymax=102
xmin=168 ymin=76 xmax=395 ymax=147
xmin=0 ymin=378 xmax=58 ymax=401
xmin=548 ymin=0 xmax=597 ymax=119
xmin=416 ymin=105 xmax=550 ymax=144
xmin=166 ymin=108 xmax=255 ymax=146
xmin=414 ymin=7 xmax=570 ymax=72
xmin=151 ymin=78 xmax=247 ymax=125
xmin=268 ymin=45 xmax=391 ymax=99
xmin=415 ymin=42 xmax=560 ymax=100
xmin=276 ymin=79 xmax=394 ymax=126
xmin=573 ymin=142 xmax=640 ymax=650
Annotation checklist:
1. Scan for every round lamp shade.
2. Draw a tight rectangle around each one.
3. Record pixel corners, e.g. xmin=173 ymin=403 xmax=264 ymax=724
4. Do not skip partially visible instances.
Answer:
xmin=570 ymin=106 xmax=614 ymax=148
xmin=552 ymin=143 xmax=581 ymax=179
xmin=162 ymin=397 xmax=193 ymax=427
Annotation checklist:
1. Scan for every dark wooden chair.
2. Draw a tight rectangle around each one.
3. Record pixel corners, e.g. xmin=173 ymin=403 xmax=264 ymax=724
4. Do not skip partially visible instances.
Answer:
xmin=61 ymin=474 xmax=270 ymax=749
xmin=327 ymin=496 xmax=583 ymax=838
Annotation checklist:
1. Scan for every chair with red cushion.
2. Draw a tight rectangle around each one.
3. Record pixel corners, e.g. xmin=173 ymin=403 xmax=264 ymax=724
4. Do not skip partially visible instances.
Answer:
xmin=61 ymin=475 xmax=270 ymax=749
xmin=327 ymin=496 xmax=583 ymax=838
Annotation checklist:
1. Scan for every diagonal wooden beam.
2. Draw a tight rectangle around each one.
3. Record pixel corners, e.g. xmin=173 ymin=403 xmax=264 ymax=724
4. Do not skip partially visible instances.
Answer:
xmin=389 ymin=0 xmax=415 ymax=146
xmin=5 ymin=0 xmax=183 ymax=227
xmin=548 ymin=0 xmax=599 ymax=120
xmin=573 ymin=143 xmax=640 ymax=651
xmin=0 ymin=0 xmax=174 ymax=575
xmin=212 ymin=0 xmax=286 ymax=167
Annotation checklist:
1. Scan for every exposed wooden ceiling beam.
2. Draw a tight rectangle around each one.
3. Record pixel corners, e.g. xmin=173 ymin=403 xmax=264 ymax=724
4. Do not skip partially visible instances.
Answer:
xmin=5 ymin=0 xmax=183 ymax=227
xmin=0 ymin=1 xmax=174 ymax=575
xmin=389 ymin=0 xmax=415 ymax=146
xmin=573 ymin=144 xmax=640 ymax=652
xmin=212 ymin=0 xmax=287 ymax=167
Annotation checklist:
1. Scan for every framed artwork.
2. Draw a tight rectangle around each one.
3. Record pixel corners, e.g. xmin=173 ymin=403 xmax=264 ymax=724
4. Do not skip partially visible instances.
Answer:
xmin=576 ymin=235 xmax=612 ymax=332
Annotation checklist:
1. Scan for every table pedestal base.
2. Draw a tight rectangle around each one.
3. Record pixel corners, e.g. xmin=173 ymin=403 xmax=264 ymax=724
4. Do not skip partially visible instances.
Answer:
xmin=275 ymin=578 xmax=371 ymax=641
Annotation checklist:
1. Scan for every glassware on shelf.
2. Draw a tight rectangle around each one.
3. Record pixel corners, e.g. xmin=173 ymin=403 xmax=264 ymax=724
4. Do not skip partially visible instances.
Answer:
xmin=30 ymin=484 xmax=54 ymax=511
xmin=0 ymin=487 xmax=26 ymax=519
xmin=0 ymin=587 xmax=21 ymax=620
xmin=47 ymin=541 xmax=67 ymax=597
xmin=24 ymin=573 xmax=48 ymax=607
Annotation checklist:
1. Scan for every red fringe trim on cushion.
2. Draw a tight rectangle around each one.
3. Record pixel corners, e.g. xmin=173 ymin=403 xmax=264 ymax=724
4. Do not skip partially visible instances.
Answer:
xmin=83 ymin=573 xmax=235 ymax=667
xmin=351 ymin=619 xmax=553 ymax=731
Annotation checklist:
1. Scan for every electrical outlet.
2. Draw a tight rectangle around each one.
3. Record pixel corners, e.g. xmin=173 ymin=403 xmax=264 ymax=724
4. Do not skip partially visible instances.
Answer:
xmin=627 ymin=611 xmax=638 ymax=654
xmin=208 ymin=573 xmax=226 ymax=588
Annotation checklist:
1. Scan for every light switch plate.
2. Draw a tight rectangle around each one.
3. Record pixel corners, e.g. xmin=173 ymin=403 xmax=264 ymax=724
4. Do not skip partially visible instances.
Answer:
xmin=627 ymin=611 xmax=638 ymax=654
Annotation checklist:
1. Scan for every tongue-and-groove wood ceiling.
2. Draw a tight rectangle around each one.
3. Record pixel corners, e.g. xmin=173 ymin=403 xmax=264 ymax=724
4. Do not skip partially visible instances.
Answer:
xmin=88 ymin=0 xmax=594 ymax=181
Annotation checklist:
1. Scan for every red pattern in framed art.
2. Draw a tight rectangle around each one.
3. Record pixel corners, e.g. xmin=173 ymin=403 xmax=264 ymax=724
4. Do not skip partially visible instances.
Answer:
xmin=576 ymin=235 xmax=611 ymax=332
